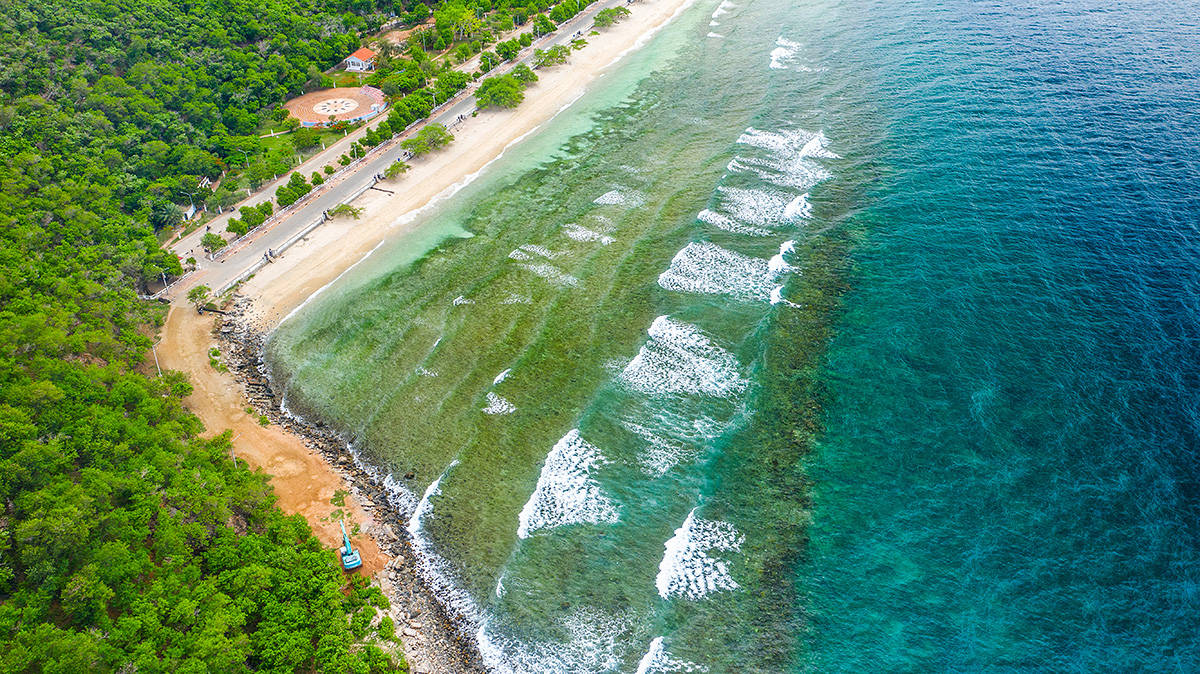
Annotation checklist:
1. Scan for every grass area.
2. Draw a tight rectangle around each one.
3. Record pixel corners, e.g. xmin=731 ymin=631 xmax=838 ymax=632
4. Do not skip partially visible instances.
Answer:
xmin=331 ymin=71 xmax=368 ymax=87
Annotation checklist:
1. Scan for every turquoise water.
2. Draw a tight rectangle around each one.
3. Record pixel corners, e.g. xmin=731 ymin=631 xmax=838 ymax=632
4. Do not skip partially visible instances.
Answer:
xmin=268 ymin=0 xmax=1200 ymax=670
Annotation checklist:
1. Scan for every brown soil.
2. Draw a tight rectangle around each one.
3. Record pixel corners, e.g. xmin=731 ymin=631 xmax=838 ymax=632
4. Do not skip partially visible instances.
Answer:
xmin=158 ymin=305 xmax=389 ymax=574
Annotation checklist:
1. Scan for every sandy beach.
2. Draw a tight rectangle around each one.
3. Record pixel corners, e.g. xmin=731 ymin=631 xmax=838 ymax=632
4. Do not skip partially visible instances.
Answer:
xmin=155 ymin=0 xmax=695 ymax=669
xmin=240 ymin=0 xmax=695 ymax=325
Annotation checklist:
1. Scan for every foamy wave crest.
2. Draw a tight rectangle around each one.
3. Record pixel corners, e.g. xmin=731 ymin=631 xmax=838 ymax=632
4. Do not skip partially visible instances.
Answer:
xmin=493 ymin=368 xmax=512 ymax=385
xmin=618 ymin=316 xmax=747 ymax=398
xmin=727 ymin=155 xmax=831 ymax=191
xmin=696 ymin=208 xmax=772 ymax=236
xmin=509 ymin=249 xmax=532 ymax=261
xmin=403 ymin=460 xmax=487 ymax=625
xmin=770 ymin=285 xmax=801 ymax=307
xmin=416 ymin=366 xmax=439 ymax=377
xmin=711 ymin=186 xmax=798 ymax=228
xmin=768 ymin=36 xmax=802 ymax=70
xmin=623 ymin=420 xmax=700 ymax=477
xmin=519 ymin=263 xmax=580 ymax=287
xmin=737 ymin=127 xmax=840 ymax=160
xmin=783 ymin=193 xmax=811 ymax=219
xmin=707 ymin=32 xmax=723 ymax=39
xmin=477 ymin=608 xmax=627 ymax=674
xmin=502 ymin=293 xmax=532 ymax=304
xmin=562 ymin=223 xmax=615 ymax=244
xmin=769 ymin=240 xmax=798 ymax=274
xmin=453 ymin=295 xmax=474 ymax=305
xmin=593 ymin=189 xmax=644 ymax=207
xmin=483 ymin=392 xmax=516 ymax=415
xmin=711 ymin=0 xmax=736 ymax=19
xmin=657 ymin=241 xmax=774 ymax=303
xmin=516 ymin=429 xmax=620 ymax=538
xmin=520 ymin=243 xmax=563 ymax=259
xmin=655 ymin=509 xmax=744 ymax=600
xmin=636 ymin=637 xmax=709 ymax=674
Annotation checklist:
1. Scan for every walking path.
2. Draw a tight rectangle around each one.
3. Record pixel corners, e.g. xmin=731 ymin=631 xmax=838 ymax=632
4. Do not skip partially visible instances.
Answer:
xmin=166 ymin=0 xmax=635 ymax=298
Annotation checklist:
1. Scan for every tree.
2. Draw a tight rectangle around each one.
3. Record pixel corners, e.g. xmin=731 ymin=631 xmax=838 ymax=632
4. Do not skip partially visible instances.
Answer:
xmin=291 ymin=127 xmax=321 ymax=151
xmin=511 ymin=63 xmax=538 ymax=84
xmin=186 ymin=285 xmax=211 ymax=309
xmin=384 ymin=161 xmax=411 ymax=179
xmin=593 ymin=6 xmax=631 ymax=28
xmin=476 ymin=74 xmax=526 ymax=109
xmin=533 ymin=14 xmax=556 ymax=36
xmin=201 ymin=233 xmax=227 ymax=252
xmin=495 ymin=39 xmax=521 ymax=61
xmin=149 ymin=200 xmax=183 ymax=231
xmin=400 ymin=123 xmax=454 ymax=156
xmin=329 ymin=204 xmax=364 ymax=219
xmin=533 ymin=44 xmax=570 ymax=68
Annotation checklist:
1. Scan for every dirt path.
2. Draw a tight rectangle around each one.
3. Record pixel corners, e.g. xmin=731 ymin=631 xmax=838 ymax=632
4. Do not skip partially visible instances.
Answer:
xmin=159 ymin=305 xmax=389 ymax=574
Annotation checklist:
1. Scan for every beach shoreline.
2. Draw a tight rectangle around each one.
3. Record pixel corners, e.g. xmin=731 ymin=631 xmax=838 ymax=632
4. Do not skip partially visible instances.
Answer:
xmin=155 ymin=0 xmax=696 ymax=669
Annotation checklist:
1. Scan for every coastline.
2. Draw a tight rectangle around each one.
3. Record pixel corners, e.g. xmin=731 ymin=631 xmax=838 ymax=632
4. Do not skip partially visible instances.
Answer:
xmin=238 ymin=0 xmax=696 ymax=326
xmin=155 ymin=0 xmax=696 ymax=670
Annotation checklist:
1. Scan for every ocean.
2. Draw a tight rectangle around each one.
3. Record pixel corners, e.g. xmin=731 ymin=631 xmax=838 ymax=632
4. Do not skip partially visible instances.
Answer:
xmin=266 ymin=0 xmax=1200 ymax=670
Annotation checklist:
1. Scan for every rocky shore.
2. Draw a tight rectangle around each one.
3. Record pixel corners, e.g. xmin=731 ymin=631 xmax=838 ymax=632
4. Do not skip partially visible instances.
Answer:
xmin=214 ymin=297 xmax=486 ymax=674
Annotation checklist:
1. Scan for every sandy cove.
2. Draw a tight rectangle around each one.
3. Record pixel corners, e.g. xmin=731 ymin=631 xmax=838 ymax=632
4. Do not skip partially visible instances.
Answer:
xmin=156 ymin=0 xmax=695 ymax=670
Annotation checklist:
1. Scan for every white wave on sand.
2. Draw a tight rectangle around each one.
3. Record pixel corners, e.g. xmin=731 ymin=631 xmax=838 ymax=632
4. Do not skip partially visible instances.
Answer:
xmin=482 ymin=391 xmax=516 ymax=415
xmin=635 ymin=637 xmax=709 ymax=674
xmin=562 ymin=222 xmax=615 ymax=244
xmin=516 ymin=429 xmax=619 ymax=538
xmin=655 ymin=508 xmax=744 ymax=600
xmin=618 ymin=316 xmax=747 ymax=398
xmin=657 ymin=241 xmax=774 ymax=303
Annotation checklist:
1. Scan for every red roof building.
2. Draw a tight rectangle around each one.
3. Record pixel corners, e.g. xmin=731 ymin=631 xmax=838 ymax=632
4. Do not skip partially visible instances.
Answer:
xmin=344 ymin=47 xmax=377 ymax=72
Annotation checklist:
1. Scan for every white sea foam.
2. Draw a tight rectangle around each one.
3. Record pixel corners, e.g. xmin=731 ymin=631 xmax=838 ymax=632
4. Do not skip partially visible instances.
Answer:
xmin=519 ymin=262 xmax=580 ymax=287
xmin=696 ymin=208 xmax=773 ymax=236
xmin=727 ymin=154 xmax=832 ymax=191
xmin=712 ymin=186 xmax=797 ymax=227
xmin=516 ymin=429 xmax=619 ymax=538
xmin=768 ymin=36 xmax=802 ymax=70
xmin=482 ymin=392 xmax=516 ymax=415
xmin=737 ymin=127 xmax=840 ymax=160
xmin=655 ymin=509 xmax=744 ymax=600
xmin=711 ymin=0 xmax=735 ymax=19
xmin=635 ymin=637 xmax=710 ymax=674
xmin=707 ymin=31 xmax=723 ymax=39
xmin=477 ymin=608 xmax=627 ymax=674
xmin=453 ymin=295 xmax=475 ymax=305
xmin=593 ymin=189 xmax=644 ymax=207
xmin=520 ymin=243 xmax=563 ymax=259
xmin=657 ymin=241 xmax=774 ymax=303
xmin=508 ymin=248 xmax=532 ymax=261
xmin=501 ymin=293 xmax=532 ymax=304
xmin=416 ymin=367 xmax=439 ymax=377
xmin=623 ymin=420 xmax=700 ymax=476
xmin=770 ymin=285 xmax=801 ymax=307
xmin=493 ymin=368 xmax=512 ymax=385
xmin=618 ymin=316 xmax=747 ymax=398
xmin=769 ymin=240 xmax=798 ymax=274
xmin=562 ymin=223 xmax=615 ymax=244
xmin=401 ymin=460 xmax=487 ymax=625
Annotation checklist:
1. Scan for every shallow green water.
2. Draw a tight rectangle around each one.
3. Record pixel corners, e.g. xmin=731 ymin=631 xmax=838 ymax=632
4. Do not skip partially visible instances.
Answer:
xmin=268 ymin=0 xmax=875 ymax=669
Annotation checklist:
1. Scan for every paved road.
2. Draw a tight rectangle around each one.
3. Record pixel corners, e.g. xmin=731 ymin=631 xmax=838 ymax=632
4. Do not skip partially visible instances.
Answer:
xmin=166 ymin=0 xmax=637 ymax=299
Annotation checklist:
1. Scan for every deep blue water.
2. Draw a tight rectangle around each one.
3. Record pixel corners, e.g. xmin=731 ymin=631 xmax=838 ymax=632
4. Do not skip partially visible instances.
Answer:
xmin=800 ymin=0 xmax=1200 ymax=670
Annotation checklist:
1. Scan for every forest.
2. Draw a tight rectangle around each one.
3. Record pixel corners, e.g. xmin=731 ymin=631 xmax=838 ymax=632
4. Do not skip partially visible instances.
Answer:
xmin=0 ymin=0 xmax=414 ymax=670
xmin=0 ymin=0 xmax=597 ymax=666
